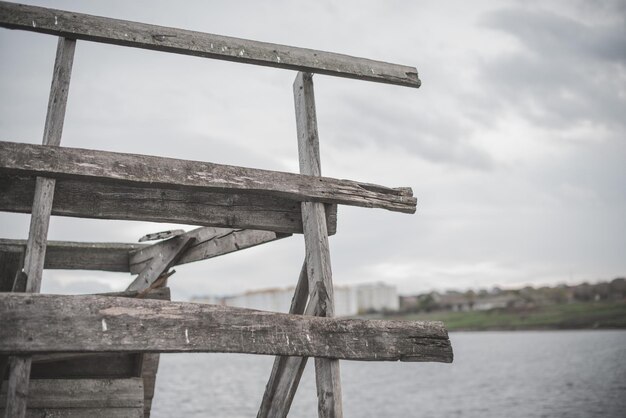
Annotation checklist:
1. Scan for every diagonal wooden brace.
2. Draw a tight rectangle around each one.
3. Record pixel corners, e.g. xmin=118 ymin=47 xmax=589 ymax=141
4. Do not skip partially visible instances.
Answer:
xmin=126 ymin=235 xmax=196 ymax=292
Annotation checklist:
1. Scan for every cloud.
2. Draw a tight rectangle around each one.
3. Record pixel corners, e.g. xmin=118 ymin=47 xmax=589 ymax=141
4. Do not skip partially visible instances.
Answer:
xmin=478 ymin=6 xmax=626 ymax=130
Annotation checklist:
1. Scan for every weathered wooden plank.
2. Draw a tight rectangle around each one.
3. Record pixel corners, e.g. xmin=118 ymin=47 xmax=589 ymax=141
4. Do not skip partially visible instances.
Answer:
xmin=140 ymin=354 xmax=160 ymax=418
xmin=22 ymin=37 xmax=75 ymax=294
xmin=5 ymin=37 xmax=76 ymax=418
xmin=0 ymin=378 xmax=144 ymax=409
xmin=258 ymin=263 xmax=308 ymax=418
xmin=138 ymin=229 xmax=184 ymax=243
xmin=0 ymin=229 xmax=289 ymax=274
xmin=0 ymin=238 xmax=143 ymax=272
xmin=126 ymin=236 xmax=195 ymax=292
xmin=0 ymin=175 xmax=338 ymax=235
xmin=0 ymin=254 xmax=24 ymax=383
xmin=0 ymin=294 xmax=454 ymax=362
xmin=129 ymin=227 xmax=289 ymax=275
xmin=0 ymin=1 xmax=420 ymax=88
xmin=3 ymin=357 xmax=29 ymax=418
xmin=0 ymin=141 xmax=416 ymax=214
xmin=295 ymin=72 xmax=343 ymax=418
xmin=0 ymin=408 xmax=143 ymax=418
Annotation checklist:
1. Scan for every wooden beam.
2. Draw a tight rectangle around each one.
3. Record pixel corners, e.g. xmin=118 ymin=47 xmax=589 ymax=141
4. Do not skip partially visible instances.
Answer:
xmin=0 ymin=378 xmax=144 ymax=409
xmin=126 ymin=235 xmax=195 ymax=292
xmin=0 ymin=408 xmax=143 ymax=418
xmin=0 ymin=175 xmax=338 ymax=235
xmin=0 ymin=1 xmax=420 ymax=88
xmin=0 ymin=141 xmax=416 ymax=214
xmin=0 ymin=228 xmax=289 ymax=274
xmin=3 ymin=358 xmax=29 ymax=418
xmin=0 ymin=253 xmax=23 ymax=382
xmin=295 ymin=72 xmax=343 ymax=418
xmin=129 ymin=227 xmax=289 ymax=275
xmin=4 ymin=37 xmax=76 ymax=418
xmin=0 ymin=239 xmax=143 ymax=272
xmin=258 ymin=263 xmax=309 ymax=417
xmin=0 ymin=294 xmax=454 ymax=362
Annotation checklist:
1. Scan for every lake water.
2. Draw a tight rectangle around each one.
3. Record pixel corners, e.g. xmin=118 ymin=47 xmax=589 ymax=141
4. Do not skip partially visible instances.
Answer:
xmin=151 ymin=330 xmax=626 ymax=417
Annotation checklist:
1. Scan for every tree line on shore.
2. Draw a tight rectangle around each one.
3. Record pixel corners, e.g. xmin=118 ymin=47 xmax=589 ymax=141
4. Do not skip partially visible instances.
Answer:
xmin=399 ymin=278 xmax=626 ymax=314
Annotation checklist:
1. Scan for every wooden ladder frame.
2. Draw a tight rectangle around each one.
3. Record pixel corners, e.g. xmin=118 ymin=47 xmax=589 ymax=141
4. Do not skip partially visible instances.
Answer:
xmin=0 ymin=3 xmax=452 ymax=418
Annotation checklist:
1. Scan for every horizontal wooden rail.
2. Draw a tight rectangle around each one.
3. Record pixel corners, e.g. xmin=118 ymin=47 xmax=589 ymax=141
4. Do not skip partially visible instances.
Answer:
xmin=0 ymin=227 xmax=288 ymax=273
xmin=0 ymin=294 xmax=453 ymax=363
xmin=0 ymin=175 xmax=338 ymax=234
xmin=0 ymin=1 xmax=420 ymax=88
xmin=0 ymin=141 xmax=416 ymax=213
xmin=0 ymin=238 xmax=142 ymax=272
xmin=0 ymin=378 xmax=145 ymax=409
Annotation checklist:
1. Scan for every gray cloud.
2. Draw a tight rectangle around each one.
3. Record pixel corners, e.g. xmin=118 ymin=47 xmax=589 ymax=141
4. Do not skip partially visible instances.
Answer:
xmin=478 ymin=6 xmax=626 ymax=129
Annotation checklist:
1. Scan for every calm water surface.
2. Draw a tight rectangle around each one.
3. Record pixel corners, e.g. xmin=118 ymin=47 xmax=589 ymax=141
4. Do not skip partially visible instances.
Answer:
xmin=151 ymin=330 xmax=626 ymax=417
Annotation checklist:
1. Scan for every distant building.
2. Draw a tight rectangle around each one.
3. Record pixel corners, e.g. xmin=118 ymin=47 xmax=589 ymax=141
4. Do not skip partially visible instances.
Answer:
xmin=355 ymin=282 xmax=400 ymax=313
xmin=192 ymin=282 xmax=399 ymax=317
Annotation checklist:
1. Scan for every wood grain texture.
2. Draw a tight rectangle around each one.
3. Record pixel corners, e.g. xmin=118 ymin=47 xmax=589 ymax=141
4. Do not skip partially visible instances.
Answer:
xmin=3 ymin=357 xmax=30 ymax=418
xmin=126 ymin=236 xmax=195 ymax=292
xmin=0 ymin=175 xmax=338 ymax=235
xmin=0 ymin=239 xmax=143 ymax=272
xmin=258 ymin=263 xmax=308 ymax=418
xmin=0 ymin=1 xmax=420 ymax=88
xmin=0 ymin=378 xmax=144 ymax=408
xmin=42 ymin=37 xmax=75 ymax=147
xmin=0 ymin=231 xmax=289 ymax=274
xmin=295 ymin=72 xmax=342 ymax=418
xmin=0 ymin=141 xmax=416 ymax=214
xmin=28 ymin=288 xmax=170 ymax=382
xmin=0 ymin=294 xmax=453 ymax=362
xmin=0 ymin=408 xmax=143 ymax=418
xmin=129 ymin=227 xmax=289 ymax=274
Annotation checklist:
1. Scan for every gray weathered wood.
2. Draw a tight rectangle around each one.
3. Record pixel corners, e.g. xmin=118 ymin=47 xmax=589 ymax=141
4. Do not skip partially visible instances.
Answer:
xmin=28 ymin=288 xmax=170 ymax=381
xmin=0 ymin=239 xmax=144 ymax=272
xmin=140 ymin=354 xmax=160 ymax=418
xmin=138 ymin=229 xmax=184 ymax=243
xmin=126 ymin=235 xmax=195 ymax=292
xmin=0 ymin=141 xmax=416 ymax=214
xmin=0 ymin=408 xmax=143 ymax=418
xmin=22 ymin=37 xmax=75 ymax=293
xmin=0 ymin=293 xmax=453 ymax=362
xmin=0 ymin=229 xmax=288 ymax=274
xmin=0 ymin=1 xmax=420 ymax=88
xmin=3 ymin=357 xmax=29 ymax=418
xmin=258 ymin=263 xmax=308 ymax=418
xmin=0 ymin=175 xmax=338 ymax=235
xmin=129 ymin=227 xmax=288 ymax=275
xmin=295 ymin=72 xmax=342 ymax=418
xmin=5 ymin=37 xmax=75 ymax=418
xmin=0 ymin=378 xmax=144 ymax=409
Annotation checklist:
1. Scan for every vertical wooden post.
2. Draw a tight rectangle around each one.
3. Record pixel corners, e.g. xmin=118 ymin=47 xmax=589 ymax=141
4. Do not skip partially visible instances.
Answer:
xmin=3 ymin=37 xmax=76 ymax=418
xmin=257 ymin=72 xmax=344 ymax=418
xmin=295 ymin=72 xmax=343 ymax=418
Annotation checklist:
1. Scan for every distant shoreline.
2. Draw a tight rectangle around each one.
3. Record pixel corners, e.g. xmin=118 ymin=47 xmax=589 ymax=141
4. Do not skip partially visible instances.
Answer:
xmin=379 ymin=300 xmax=626 ymax=331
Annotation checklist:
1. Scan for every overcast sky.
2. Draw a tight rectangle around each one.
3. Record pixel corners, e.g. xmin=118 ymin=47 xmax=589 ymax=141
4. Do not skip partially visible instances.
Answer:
xmin=1 ymin=0 xmax=624 ymax=299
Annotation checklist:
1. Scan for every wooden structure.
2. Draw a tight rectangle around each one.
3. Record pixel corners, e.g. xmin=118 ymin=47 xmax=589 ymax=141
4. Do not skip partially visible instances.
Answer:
xmin=0 ymin=3 xmax=452 ymax=417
